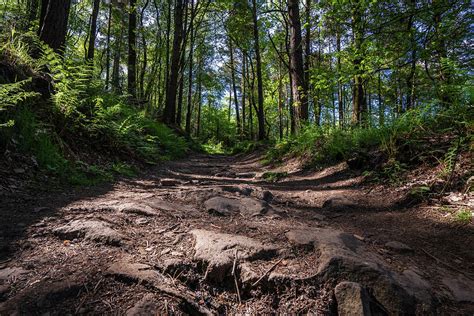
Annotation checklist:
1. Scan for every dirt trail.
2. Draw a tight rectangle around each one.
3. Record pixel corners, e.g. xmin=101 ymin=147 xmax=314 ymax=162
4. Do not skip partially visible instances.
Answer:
xmin=0 ymin=153 xmax=473 ymax=315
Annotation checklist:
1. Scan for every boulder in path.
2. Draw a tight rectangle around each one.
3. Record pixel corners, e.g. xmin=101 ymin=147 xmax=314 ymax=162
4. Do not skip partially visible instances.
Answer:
xmin=334 ymin=282 xmax=372 ymax=316
xmin=53 ymin=219 xmax=124 ymax=246
xmin=285 ymin=227 xmax=426 ymax=315
xmin=191 ymin=229 xmax=277 ymax=282
xmin=442 ymin=274 xmax=474 ymax=303
xmin=204 ymin=196 xmax=280 ymax=217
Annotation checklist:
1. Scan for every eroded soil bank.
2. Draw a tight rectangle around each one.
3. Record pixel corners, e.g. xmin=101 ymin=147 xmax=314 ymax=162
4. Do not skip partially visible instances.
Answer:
xmin=0 ymin=153 xmax=473 ymax=315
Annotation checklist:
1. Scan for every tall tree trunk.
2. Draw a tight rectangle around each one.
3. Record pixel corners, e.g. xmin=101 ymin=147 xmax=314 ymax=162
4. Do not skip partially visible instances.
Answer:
xmin=336 ymin=30 xmax=344 ymax=128
xmin=241 ymin=51 xmax=246 ymax=137
xmin=86 ymin=0 xmax=100 ymax=61
xmin=164 ymin=0 xmax=185 ymax=125
xmin=405 ymin=0 xmax=416 ymax=110
xmin=128 ymin=0 xmax=138 ymax=99
xmin=278 ymin=48 xmax=284 ymax=140
xmin=185 ymin=0 xmax=195 ymax=135
xmin=251 ymin=0 xmax=265 ymax=140
xmin=229 ymin=37 xmax=241 ymax=132
xmin=105 ymin=3 xmax=113 ymax=89
xmin=196 ymin=60 xmax=202 ymax=137
xmin=304 ymin=0 xmax=311 ymax=115
xmin=351 ymin=0 xmax=366 ymax=126
xmin=38 ymin=0 xmax=71 ymax=53
xmin=288 ymin=0 xmax=308 ymax=124
xmin=176 ymin=0 xmax=189 ymax=127
xmin=139 ymin=0 xmax=150 ymax=99
xmin=378 ymin=72 xmax=384 ymax=126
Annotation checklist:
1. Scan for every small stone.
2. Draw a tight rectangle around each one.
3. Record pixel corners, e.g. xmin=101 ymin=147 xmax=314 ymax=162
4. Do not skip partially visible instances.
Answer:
xmin=334 ymin=281 xmax=372 ymax=316
xmin=135 ymin=218 xmax=149 ymax=225
xmin=385 ymin=241 xmax=413 ymax=253
xmin=161 ymin=248 xmax=171 ymax=255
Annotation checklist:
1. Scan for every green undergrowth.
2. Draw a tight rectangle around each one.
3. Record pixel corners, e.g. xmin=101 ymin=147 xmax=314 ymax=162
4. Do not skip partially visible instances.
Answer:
xmin=265 ymin=102 xmax=473 ymax=184
xmin=201 ymin=138 xmax=260 ymax=155
xmin=0 ymin=29 xmax=189 ymax=185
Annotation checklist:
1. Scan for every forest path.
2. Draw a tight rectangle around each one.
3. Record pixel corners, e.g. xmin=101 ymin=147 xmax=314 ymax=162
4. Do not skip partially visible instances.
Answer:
xmin=0 ymin=152 xmax=473 ymax=314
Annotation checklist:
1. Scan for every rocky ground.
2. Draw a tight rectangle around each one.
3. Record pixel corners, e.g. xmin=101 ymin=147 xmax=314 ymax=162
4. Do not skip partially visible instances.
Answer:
xmin=0 ymin=152 xmax=473 ymax=315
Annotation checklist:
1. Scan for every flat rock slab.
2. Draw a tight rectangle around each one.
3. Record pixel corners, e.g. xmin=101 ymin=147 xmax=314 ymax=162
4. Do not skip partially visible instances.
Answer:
xmin=285 ymin=227 xmax=428 ymax=315
xmin=53 ymin=219 xmax=124 ymax=246
xmin=203 ymin=196 xmax=281 ymax=217
xmin=334 ymin=282 xmax=372 ymax=316
xmin=442 ymin=275 xmax=474 ymax=303
xmin=107 ymin=257 xmax=163 ymax=284
xmin=191 ymin=229 xmax=277 ymax=282
xmin=118 ymin=202 xmax=159 ymax=216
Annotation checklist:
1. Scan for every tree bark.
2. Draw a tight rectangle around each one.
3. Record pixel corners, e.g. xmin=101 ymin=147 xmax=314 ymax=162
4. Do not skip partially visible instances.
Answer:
xmin=288 ymin=0 xmax=308 ymax=124
xmin=351 ymin=0 xmax=366 ymax=126
xmin=128 ymin=0 xmax=138 ymax=99
xmin=185 ymin=0 xmax=196 ymax=135
xmin=38 ymin=0 xmax=71 ymax=53
xmin=105 ymin=3 xmax=113 ymax=89
xmin=229 ymin=37 xmax=241 ymax=132
xmin=251 ymin=0 xmax=265 ymax=140
xmin=86 ymin=0 xmax=100 ymax=61
xmin=164 ymin=0 xmax=185 ymax=125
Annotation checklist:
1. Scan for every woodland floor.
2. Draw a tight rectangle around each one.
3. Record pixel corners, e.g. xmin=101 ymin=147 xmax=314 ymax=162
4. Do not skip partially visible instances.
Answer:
xmin=0 ymin=152 xmax=473 ymax=315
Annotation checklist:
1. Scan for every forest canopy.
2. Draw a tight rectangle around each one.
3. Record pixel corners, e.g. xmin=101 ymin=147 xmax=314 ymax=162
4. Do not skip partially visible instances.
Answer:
xmin=0 ymin=0 xmax=472 ymax=161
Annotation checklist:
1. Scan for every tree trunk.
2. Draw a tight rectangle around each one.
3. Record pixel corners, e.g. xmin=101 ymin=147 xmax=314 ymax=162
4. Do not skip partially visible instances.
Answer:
xmin=336 ymin=31 xmax=344 ymax=128
xmin=185 ymin=0 xmax=195 ymax=135
xmin=229 ymin=37 xmax=241 ymax=132
xmin=38 ymin=0 xmax=71 ymax=53
xmin=288 ymin=0 xmax=308 ymax=124
xmin=304 ymin=0 xmax=311 ymax=116
xmin=196 ymin=59 xmax=203 ymax=137
xmin=86 ymin=0 xmax=100 ymax=61
xmin=139 ymin=0 xmax=150 ymax=99
xmin=164 ymin=0 xmax=185 ymax=125
xmin=251 ymin=0 xmax=265 ymax=140
xmin=105 ymin=3 xmax=113 ymax=89
xmin=128 ymin=0 xmax=138 ymax=99
xmin=241 ymin=51 xmax=246 ymax=137
xmin=351 ymin=0 xmax=366 ymax=126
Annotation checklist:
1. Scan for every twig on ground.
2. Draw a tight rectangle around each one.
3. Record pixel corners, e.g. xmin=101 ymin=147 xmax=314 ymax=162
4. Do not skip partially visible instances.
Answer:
xmin=251 ymin=258 xmax=284 ymax=287
xmin=232 ymin=249 xmax=241 ymax=304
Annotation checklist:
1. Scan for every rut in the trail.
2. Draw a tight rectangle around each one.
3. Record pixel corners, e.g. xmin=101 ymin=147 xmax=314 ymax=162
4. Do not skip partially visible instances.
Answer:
xmin=0 ymin=153 xmax=473 ymax=315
